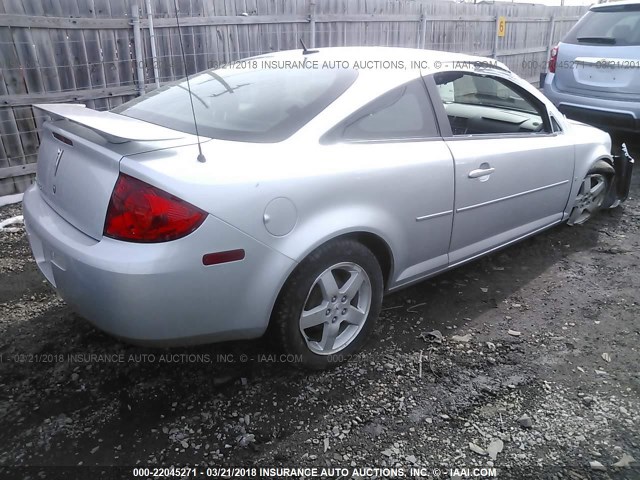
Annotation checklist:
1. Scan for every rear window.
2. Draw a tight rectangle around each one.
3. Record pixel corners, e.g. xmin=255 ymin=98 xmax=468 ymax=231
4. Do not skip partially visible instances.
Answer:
xmin=564 ymin=4 xmax=640 ymax=47
xmin=113 ymin=63 xmax=358 ymax=143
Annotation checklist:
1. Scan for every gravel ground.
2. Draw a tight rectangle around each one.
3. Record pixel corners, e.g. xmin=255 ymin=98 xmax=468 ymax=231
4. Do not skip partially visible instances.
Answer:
xmin=0 ymin=143 xmax=638 ymax=480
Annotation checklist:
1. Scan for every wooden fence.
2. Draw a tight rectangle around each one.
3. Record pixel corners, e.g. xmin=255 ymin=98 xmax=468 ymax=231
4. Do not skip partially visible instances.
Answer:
xmin=0 ymin=0 xmax=588 ymax=196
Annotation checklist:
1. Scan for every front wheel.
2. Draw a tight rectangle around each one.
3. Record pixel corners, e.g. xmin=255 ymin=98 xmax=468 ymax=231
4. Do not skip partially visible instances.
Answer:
xmin=567 ymin=171 xmax=610 ymax=225
xmin=271 ymin=239 xmax=383 ymax=370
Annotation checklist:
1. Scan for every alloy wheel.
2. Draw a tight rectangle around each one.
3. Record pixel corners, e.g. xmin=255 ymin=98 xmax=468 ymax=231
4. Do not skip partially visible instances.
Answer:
xmin=568 ymin=173 xmax=607 ymax=225
xmin=298 ymin=262 xmax=372 ymax=355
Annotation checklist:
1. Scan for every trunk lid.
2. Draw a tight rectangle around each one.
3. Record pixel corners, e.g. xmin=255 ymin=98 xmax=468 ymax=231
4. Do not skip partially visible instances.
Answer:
xmin=34 ymin=104 xmax=204 ymax=240
xmin=553 ymin=44 xmax=640 ymax=100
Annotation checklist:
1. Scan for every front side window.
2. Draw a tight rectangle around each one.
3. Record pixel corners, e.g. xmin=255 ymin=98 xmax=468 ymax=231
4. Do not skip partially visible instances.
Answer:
xmin=433 ymin=72 xmax=548 ymax=136
xmin=322 ymin=78 xmax=439 ymax=143
xmin=113 ymin=64 xmax=358 ymax=143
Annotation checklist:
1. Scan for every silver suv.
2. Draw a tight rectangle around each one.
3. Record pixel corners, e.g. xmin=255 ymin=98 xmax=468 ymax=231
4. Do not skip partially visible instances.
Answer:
xmin=543 ymin=0 xmax=640 ymax=134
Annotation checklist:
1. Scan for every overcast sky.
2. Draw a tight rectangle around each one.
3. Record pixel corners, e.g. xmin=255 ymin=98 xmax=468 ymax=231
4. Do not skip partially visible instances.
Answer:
xmin=515 ymin=0 xmax=595 ymax=4
xmin=472 ymin=0 xmax=596 ymax=5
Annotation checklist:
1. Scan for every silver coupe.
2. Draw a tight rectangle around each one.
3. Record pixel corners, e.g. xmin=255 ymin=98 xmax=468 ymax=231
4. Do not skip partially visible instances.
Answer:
xmin=23 ymin=47 xmax=633 ymax=369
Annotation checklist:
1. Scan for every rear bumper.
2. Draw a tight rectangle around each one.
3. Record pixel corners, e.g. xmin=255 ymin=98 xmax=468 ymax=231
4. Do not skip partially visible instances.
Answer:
xmin=543 ymin=75 xmax=640 ymax=133
xmin=23 ymin=186 xmax=296 ymax=345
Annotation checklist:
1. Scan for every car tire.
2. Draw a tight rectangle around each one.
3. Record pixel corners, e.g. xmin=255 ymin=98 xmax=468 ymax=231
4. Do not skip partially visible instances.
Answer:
xmin=567 ymin=161 xmax=613 ymax=225
xmin=271 ymin=238 xmax=383 ymax=370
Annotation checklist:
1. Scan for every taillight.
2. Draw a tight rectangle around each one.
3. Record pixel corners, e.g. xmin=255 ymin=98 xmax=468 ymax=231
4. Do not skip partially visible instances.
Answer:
xmin=104 ymin=173 xmax=206 ymax=243
xmin=548 ymin=45 xmax=559 ymax=73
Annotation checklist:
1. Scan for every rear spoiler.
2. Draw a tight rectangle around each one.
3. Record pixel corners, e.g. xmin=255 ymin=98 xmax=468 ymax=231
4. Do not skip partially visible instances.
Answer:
xmin=33 ymin=103 xmax=187 ymax=143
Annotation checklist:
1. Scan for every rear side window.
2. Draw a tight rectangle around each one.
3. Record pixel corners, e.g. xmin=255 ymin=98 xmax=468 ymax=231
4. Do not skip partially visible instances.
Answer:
xmin=564 ymin=4 xmax=640 ymax=46
xmin=322 ymin=78 xmax=439 ymax=143
xmin=113 ymin=64 xmax=358 ymax=143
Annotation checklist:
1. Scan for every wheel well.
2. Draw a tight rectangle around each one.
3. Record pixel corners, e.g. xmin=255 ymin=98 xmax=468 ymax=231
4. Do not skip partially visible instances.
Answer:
xmin=338 ymin=232 xmax=394 ymax=288
xmin=266 ymin=231 xmax=394 ymax=340
xmin=590 ymin=158 xmax=615 ymax=176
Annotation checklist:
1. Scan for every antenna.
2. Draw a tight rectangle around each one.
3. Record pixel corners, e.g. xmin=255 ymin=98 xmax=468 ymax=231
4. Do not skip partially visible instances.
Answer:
xmin=299 ymin=38 xmax=319 ymax=55
xmin=173 ymin=0 xmax=206 ymax=163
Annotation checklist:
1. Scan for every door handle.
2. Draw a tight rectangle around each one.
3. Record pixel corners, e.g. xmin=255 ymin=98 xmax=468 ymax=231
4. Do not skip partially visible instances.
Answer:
xmin=468 ymin=167 xmax=495 ymax=178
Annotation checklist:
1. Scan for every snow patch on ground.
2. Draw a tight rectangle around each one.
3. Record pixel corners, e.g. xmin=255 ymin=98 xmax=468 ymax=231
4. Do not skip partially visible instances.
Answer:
xmin=0 ymin=215 xmax=24 ymax=232
xmin=0 ymin=193 xmax=24 ymax=208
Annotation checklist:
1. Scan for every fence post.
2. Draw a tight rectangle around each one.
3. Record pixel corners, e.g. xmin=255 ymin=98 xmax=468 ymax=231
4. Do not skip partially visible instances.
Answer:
xmin=545 ymin=15 xmax=556 ymax=71
xmin=145 ymin=0 xmax=160 ymax=88
xmin=418 ymin=5 xmax=427 ymax=49
xmin=492 ymin=15 xmax=499 ymax=59
xmin=131 ymin=4 xmax=145 ymax=96
xmin=309 ymin=1 xmax=316 ymax=48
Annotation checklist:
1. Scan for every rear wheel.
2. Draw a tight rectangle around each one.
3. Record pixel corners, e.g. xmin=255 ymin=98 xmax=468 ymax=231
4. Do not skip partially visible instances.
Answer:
xmin=272 ymin=239 xmax=383 ymax=370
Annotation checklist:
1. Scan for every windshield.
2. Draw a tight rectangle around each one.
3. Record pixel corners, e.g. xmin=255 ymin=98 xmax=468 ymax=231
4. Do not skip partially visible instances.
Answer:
xmin=113 ymin=62 xmax=358 ymax=142
xmin=564 ymin=4 xmax=640 ymax=47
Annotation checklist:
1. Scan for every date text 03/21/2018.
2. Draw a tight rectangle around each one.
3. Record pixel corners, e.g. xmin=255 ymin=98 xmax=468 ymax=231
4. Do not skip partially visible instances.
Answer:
xmin=132 ymin=466 xmax=499 ymax=478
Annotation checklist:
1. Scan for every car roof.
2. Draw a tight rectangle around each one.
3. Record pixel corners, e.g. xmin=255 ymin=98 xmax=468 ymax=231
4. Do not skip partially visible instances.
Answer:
xmin=591 ymin=0 xmax=640 ymax=10
xmin=252 ymin=46 xmax=510 ymax=75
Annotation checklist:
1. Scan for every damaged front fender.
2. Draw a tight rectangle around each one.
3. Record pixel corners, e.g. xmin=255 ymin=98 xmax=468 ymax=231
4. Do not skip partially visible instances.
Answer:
xmin=610 ymin=143 xmax=635 ymax=207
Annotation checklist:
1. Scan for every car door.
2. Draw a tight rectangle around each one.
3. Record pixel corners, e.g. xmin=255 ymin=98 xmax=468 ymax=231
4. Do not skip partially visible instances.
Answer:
xmin=320 ymin=77 xmax=455 ymax=288
xmin=425 ymin=70 xmax=574 ymax=266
